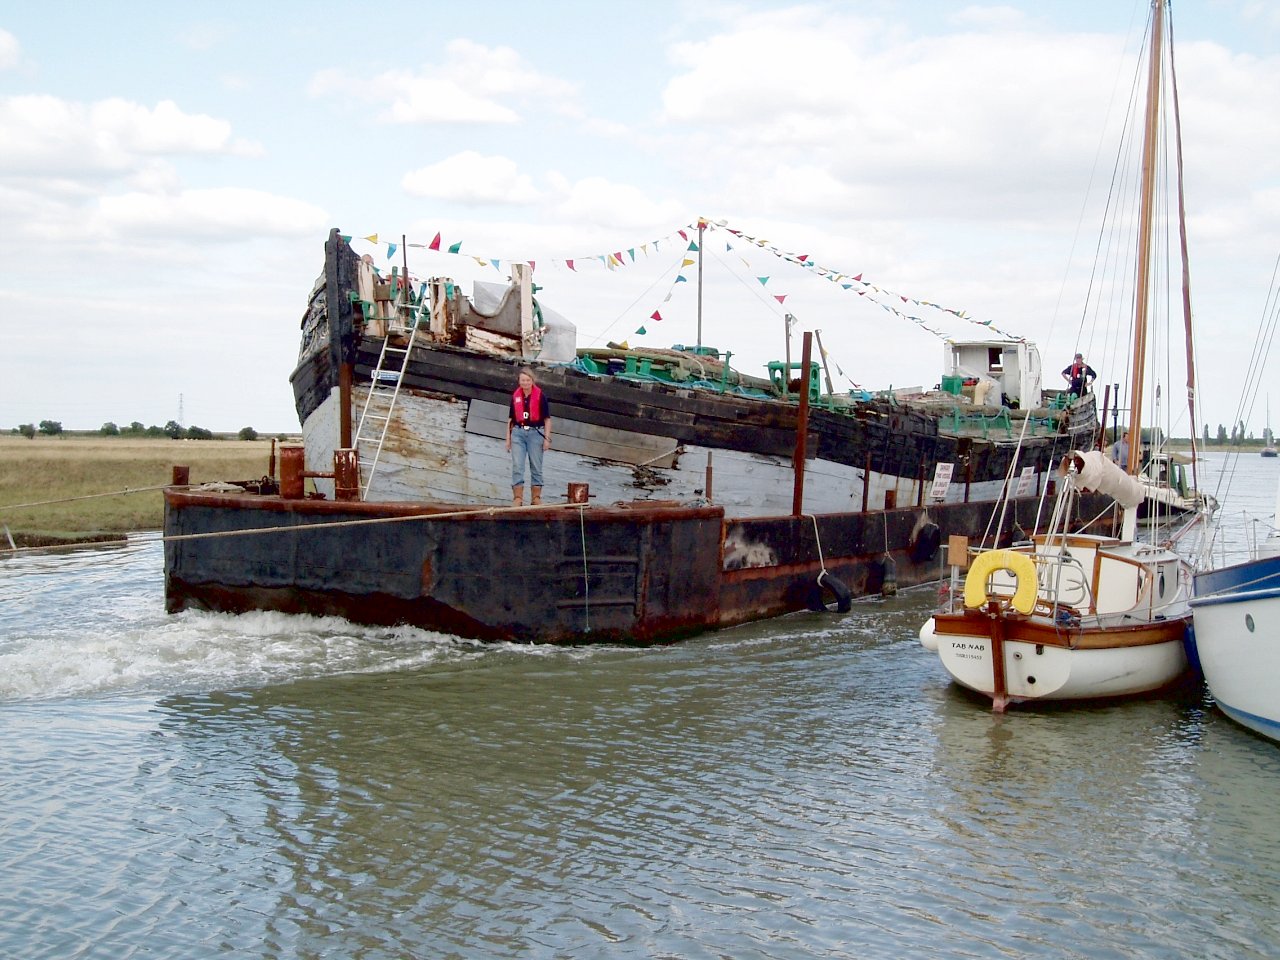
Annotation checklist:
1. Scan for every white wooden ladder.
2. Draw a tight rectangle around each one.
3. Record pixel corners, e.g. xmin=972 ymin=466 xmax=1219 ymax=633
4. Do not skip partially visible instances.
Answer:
xmin=353 ymin=284 xmax=428 ymax=499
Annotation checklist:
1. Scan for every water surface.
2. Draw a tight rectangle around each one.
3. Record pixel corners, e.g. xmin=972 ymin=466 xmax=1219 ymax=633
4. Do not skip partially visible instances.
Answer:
xmin=3 ymin=452 xmax=1279 ymax=959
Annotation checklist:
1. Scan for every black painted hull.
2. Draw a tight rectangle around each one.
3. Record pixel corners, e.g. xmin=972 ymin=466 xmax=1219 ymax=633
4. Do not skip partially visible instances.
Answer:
xmin=164 ymin=488 xmax=1114 ymax=645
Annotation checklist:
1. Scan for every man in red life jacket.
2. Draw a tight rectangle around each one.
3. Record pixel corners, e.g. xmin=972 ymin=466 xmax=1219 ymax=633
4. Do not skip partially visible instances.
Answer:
xmin=506 ymin=366 xmax=553 ymax=506
xmin=1061 ymin=352 xmax=1097 ymax=398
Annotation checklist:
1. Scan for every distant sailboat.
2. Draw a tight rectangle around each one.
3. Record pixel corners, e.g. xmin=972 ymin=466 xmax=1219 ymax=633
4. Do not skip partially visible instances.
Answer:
xmin=1262 ymin=398 xmax=1277 ymax=457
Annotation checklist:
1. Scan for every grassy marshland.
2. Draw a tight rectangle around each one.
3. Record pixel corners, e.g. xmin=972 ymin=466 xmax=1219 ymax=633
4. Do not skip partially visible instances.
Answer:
xmin=0 ymin=435 xmax=279 ymax=543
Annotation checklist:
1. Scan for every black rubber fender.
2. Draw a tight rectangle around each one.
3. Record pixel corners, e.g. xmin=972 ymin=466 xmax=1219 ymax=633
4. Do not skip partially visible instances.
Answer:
xmin=806 ymin=570 xmax=853 ymax=613
xmin=911 ymin=521 xmax=942 ymax=564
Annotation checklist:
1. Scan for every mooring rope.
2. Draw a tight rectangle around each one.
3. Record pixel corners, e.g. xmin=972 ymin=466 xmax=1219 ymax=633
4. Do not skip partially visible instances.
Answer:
xmin=803 ymin=513 xmax=829 ymax=578
xmin=0 ymin=483 xmax=174 ymax=512
xmin=162 ymin=500 xmax=583 ymax=543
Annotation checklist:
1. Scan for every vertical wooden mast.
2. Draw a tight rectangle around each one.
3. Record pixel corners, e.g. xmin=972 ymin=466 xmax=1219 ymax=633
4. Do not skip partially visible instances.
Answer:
xmin=1127 ymin=0 xmax=1165 ymax=476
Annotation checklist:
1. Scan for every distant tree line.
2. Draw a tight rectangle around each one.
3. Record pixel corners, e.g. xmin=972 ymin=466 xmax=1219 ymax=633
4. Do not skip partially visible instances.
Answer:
xmin=13 ymin=422 xmax=272 ymax=441
xmin=1199 ymin=421 xmax=1271 ymax=446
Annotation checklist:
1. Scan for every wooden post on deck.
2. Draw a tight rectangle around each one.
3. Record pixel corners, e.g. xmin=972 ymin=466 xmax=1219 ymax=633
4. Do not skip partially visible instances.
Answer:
xmin=862 ymin=451 xmax=871 ymax=513
xmin=280 ymin=446 xmax=305 ymax=499
xmin=792 ymin=333 xmax=813 ymax=516
xmin=334 ymin=449 xmax=360 ymax=501
xmin=339 ymin=362 xmax=354 ymax=449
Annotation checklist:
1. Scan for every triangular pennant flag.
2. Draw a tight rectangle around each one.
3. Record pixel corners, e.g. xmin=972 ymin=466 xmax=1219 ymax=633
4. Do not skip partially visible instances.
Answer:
xmin=566 ymin=259 xmax=576 ymax=271
xmin=853 ymin=273 xmax=862 ymax=282
xmin=386 ymin=242 xmax=398 ymax=260
xmin=650 ymin=310 xmax=662 ymax=321
xmin=678 ymin=230 xmax=688 ymax=241
xmin=675 ymin=275 xmax=688 ymax=283
xmin=489 ymin=259 xmax=500 ymax=270
xmin=757 ymin=277 xmax=770 ymax=286
xmin=363 ymin=233 xmax=378 ymax=244
xmin=774 ymin=294 xmax=787 ymax=304
xmin=682 ymin=258 xmax=696 ymax=267
xmin=448 ymin=241 xmax=463 ymax=254
xmin=636 ymin=326 xmax=647 ymax=336
xmin=797 ymin=254 xmax=808 ymax=262
xmin=428 ymin=232 xmax=441 ymax=251
xmin=628 ymin=248 xmax=636 ymax=262
xmin=528 ymin=261 xmax=535 ymax=272
xmin=340 ymin=234 xmax=352 ymax=243
xmin=687 ymin=241 xmax=699 ymax=252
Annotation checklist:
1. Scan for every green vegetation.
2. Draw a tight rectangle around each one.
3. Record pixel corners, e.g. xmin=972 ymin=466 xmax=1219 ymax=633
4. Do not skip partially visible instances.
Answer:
xmin=0 ymin=435 xmax=281 ymax=539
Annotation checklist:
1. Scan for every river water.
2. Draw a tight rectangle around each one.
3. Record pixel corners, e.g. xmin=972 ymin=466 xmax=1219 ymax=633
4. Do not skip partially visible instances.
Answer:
xmin=3 ymin=453 xmax=1279 ymax=959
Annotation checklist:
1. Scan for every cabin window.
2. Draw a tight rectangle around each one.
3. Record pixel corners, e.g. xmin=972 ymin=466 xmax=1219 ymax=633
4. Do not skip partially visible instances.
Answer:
xmin=987 ymin=348 xmax=1003 ymax=372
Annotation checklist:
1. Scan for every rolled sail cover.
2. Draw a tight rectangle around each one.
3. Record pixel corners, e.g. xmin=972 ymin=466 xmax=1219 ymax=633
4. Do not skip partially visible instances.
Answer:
xmin=1071 ymin=449 xmax=1144 ymax=509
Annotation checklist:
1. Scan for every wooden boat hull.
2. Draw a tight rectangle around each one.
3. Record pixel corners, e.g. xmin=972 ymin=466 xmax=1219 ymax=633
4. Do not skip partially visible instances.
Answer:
xmin=164 ymin=488 xmax=1111 ymax=645
xmin=924 ymin=609 xmax=1189 ymax=702
xmin=1191 ymin=555 xmax=1280 ymax=743
xmin=291 ymin=230 xmax=1098 ymax=516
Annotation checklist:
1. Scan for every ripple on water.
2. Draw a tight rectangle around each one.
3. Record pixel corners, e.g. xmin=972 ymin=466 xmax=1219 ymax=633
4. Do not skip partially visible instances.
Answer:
xmin=3 ymin=519 xmax=1280 ymax=958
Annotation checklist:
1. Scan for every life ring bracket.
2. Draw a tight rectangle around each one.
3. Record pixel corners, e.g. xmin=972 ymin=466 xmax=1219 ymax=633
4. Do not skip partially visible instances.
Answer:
xmin=962 ymin=549 xmax=1038 ymax=615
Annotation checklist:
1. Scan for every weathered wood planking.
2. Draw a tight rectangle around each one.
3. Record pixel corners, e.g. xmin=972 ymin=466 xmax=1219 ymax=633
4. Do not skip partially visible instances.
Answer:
xmin=464 ymin=399 xmax=679 ymax=468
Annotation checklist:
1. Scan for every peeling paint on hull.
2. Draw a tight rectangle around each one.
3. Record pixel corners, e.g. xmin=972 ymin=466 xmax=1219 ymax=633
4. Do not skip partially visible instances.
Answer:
xmin=164 ymin=488 xmax=1113 ymax=645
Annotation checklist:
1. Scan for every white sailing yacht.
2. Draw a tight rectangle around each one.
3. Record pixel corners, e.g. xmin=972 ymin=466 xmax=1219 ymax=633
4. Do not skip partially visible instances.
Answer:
xmin=919 ymin=0 xmax=1206 ymax=711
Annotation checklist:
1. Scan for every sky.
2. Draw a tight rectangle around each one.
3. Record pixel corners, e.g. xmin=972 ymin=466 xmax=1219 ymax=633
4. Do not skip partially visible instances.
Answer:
xmin=2 ymin=1 xmax=1279 ymax=435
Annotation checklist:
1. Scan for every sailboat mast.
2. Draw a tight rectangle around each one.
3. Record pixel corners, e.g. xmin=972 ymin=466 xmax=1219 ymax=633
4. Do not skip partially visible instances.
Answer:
xmin=1127 ymin=0 xmax=1165 ymax=476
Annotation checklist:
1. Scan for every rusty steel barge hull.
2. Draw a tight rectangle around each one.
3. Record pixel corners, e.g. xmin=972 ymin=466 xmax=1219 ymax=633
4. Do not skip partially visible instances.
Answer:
xmin=164 ymin=488 xmax=1111 ymax=645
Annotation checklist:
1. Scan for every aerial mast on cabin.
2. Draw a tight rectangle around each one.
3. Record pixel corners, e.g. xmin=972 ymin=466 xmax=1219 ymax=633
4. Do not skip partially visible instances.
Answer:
xmin=696 ymin=219 xmax=705 ymax=350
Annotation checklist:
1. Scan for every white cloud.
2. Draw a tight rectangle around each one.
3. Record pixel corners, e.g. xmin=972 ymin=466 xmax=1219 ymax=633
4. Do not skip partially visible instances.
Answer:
xmin=402 ymin=151 xmax=542 ymax=205
xmin=309 ymin=38 xmax=577 ymax=125
xmin=0 ymin=95 xmax=256 ymax=176
xmin=551 ymin=176 xmax=686 ymax=230
xmin=950 ymin=5 xmax=1029 ymax=30
xmin=0 ymin=29 xmax=18 ymax=69
xmin=94 ymin=187 xmax=328 ymax=240
xmin=659 ymin=10 xmax=1280 ymax=228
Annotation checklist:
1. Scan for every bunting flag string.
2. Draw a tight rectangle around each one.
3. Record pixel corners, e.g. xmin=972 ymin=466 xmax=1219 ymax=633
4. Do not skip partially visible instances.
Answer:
xmin=348 ymin=214 xmax=1023 ymax=344
xmin=713 ymin=219 xmax=1023 ymax=342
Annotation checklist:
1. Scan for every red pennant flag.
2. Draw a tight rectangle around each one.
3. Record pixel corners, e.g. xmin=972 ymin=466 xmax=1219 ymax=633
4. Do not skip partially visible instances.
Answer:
xmin=428 ymin=232 xmax=442 ymax=251
xmin=566 ymin=260 xmax=575 ymax=271
xmin=774 ymin=295 xmax=787 ymax=304
xmin=650 ymin=310 xmax=662 ymax=321
xmin=797 ymin=254 xmax=809 ymax=262
xmin=529 ymin=260 xmax=535 ymax=272
xmin=853 ymin=273 xmax=862 ymax=281
xmin=678 ymin=230 xmax=688 ymax=241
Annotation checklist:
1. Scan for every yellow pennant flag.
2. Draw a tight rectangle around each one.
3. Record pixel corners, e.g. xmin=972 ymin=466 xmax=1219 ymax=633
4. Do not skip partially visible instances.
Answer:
xmin=363 ymin=233 xmax=378 ymax=244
